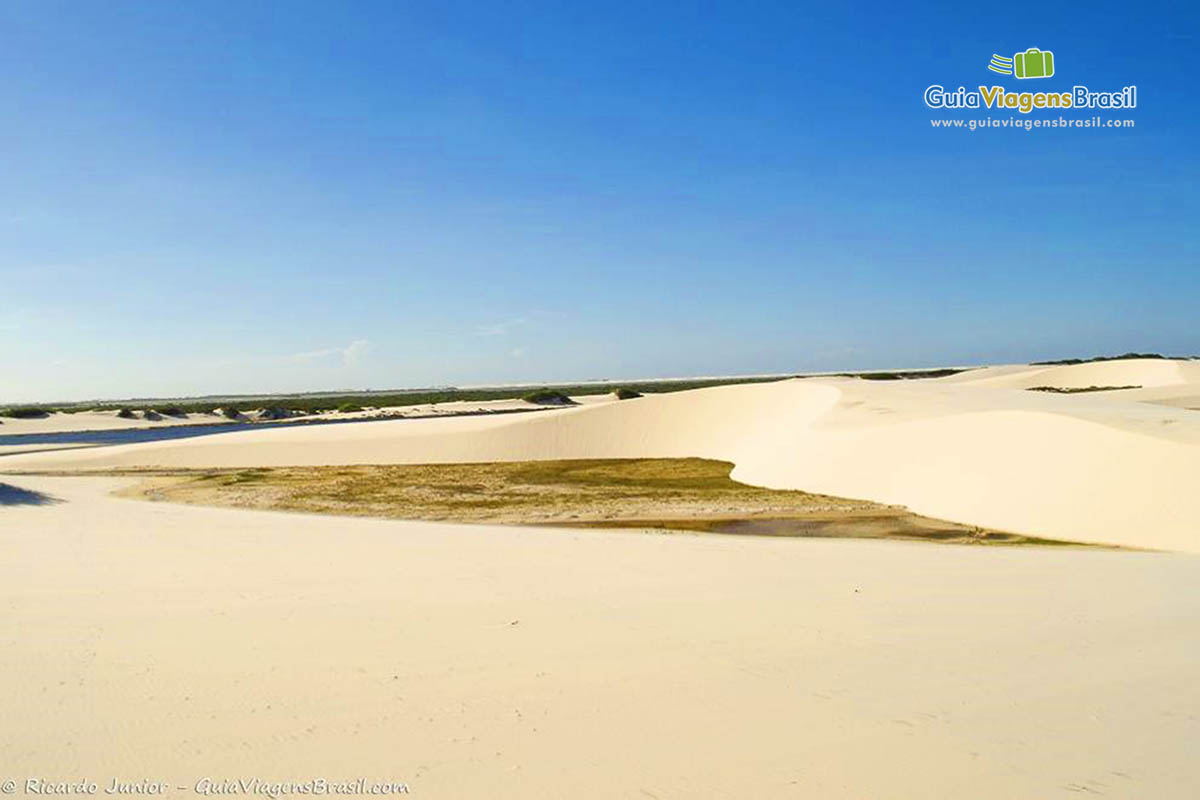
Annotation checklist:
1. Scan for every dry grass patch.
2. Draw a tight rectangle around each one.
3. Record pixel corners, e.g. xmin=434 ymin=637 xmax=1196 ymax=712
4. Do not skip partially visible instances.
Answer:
xmin=127 ymin=458 xmax=870 ymax=522
xmin=114 ymin=458 xmax=1096 ymax=546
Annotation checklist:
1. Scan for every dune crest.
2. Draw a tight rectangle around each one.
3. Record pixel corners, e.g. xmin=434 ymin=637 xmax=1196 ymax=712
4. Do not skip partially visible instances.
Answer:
xmin=7 ymin=360 xmax=1200 ymax=551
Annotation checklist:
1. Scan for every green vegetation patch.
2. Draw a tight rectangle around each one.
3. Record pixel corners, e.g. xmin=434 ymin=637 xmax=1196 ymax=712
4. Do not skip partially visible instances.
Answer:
xmin=124 ymin=458 xmax=1099 ymax=547
xmin=1031 ymin=352 xmax=1166 ymax=366
xmin=521 ymin=390 xmax=576 ymax=405
xmin=0 ymin=407 xmax=51 ymax=419
xmin=1027 ymin=385 xmax=1140 ymax=394
xmin=848 ymin=368 xmax=968 ymax=381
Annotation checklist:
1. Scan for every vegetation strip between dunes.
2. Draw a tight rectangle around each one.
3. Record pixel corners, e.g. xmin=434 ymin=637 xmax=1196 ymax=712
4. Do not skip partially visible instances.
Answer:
xmin=102 ymin=458 xmax=1101 ymax=547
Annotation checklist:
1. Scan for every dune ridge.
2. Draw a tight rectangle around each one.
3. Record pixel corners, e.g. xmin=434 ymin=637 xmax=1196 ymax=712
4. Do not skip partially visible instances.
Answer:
xmin=6 ymin=359 xmax=1199 ymax=552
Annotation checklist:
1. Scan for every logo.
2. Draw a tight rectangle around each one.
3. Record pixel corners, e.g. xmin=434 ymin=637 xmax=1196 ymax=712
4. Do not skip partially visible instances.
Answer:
xmin=923 ymin=46 xmax=1137 ymax=117
xmin=989 ymin=48 xmax=1055 ymax=79
xmin=988 ymin=54 xmax=1014 ymax=75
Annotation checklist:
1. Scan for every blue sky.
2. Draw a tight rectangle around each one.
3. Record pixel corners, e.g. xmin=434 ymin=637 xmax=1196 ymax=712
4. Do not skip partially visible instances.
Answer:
xmin=2 ymin=1 xmax=1196 ymax=401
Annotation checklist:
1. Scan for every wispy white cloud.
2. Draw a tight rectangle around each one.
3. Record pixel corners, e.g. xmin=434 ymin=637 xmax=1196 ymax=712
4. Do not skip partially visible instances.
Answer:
xmin=289 ymin=339 xmax=371 ymax=367
xmin=342 ymin=339 xmax=370 ymax=365
xmin=476 ymin=317 xmax=526 ymax=337
xmin=510 ymin=346 xmax=528 ymax=358
xmin=290 ymin=346 xmax=342 ymax=362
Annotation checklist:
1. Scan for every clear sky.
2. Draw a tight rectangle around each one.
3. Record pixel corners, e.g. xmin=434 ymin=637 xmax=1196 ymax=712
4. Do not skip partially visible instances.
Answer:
xmin=2 ymin=1 xmax=1197 ymax=402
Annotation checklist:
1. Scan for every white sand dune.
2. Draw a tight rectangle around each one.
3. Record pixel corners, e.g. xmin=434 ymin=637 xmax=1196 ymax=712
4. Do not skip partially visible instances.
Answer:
xmin=8 ymin=359 xmax=1200 ymax=552
xmin=2 ymin=474 xmax=1199 ymax=798
xmin=1115 ymin=384 xmax=1200 ymax=410
xmin=946 ymin=358 xmax=1200 ymax=391
xmin=0 ymin=409 xmax=226 ymax=434
xmin=5 ymin=362 xmax=1200 ymax=794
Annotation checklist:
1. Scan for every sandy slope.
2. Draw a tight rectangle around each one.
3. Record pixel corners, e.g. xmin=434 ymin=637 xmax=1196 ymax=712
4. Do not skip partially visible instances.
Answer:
xmin=3 ymin=474 xmax=1199 ymax=798
xmin=0 ymin=409 xmax=228 ymax=434
xmin=946 ymin=358 xmax=1200 ymax=390
xmin=944 ymin=359 xmax=1200 ymax=409
xmin=7 ymin=360 xmax=1200 ymax=552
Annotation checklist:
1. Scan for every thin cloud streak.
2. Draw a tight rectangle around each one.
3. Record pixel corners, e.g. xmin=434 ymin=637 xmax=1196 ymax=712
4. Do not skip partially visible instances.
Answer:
xmin=289 ymin=339 xmax=371 ymax=367
xmin=476 ymin=318 xmax=527 ymax=337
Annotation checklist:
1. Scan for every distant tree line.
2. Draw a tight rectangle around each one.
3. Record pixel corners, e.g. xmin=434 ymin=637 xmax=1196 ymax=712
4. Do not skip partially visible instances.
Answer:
xmin=0 ymin=376 xmax=783 ymax=418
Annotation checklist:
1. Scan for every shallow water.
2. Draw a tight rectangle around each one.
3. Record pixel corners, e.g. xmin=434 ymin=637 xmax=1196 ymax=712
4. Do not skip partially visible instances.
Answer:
xmin=0 ymin=407 xmax=544 ymax=449
xmin=0 ymin=418 xmax=353 ymax=448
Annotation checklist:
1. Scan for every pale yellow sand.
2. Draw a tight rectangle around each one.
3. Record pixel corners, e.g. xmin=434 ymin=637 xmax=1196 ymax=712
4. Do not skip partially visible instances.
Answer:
xmin=0 ymin=443 xmax=102 ymax=457
xmin=942 ymin=358 xmax=1200 ymax=390
xmin=9 ymin=360 xmax=1200 ymax=551
xmin=0 ymin=409 xmax=227 ymax=434
xmin=2 ymin=474 xmax=1199 ymax=798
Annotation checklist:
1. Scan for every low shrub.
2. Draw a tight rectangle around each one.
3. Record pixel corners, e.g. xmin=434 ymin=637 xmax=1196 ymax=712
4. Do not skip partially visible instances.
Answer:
xmin=522 ymin=390 xmax=576 ymax=405
xmin=1032 ymin=353 xmax=1167 ymax=366
xmin=0 ymin=407 xmax=50 ymax=419
xmin=854 ymin=369 xmax=967 ymax=380
xmin=612 ymin=387 xmax=642 ymax=399
xmin=337 ymin=402 xmax=364 ymax=413
xmin=1027 ymin=385 xmax=1140 ymax=394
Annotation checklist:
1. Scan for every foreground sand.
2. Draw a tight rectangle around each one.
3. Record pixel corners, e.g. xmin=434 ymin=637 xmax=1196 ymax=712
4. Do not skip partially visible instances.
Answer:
xmin=8 ymin=359 xmax=1200 ymax=551
xmin=3 ymin=474 xmax=1199 ymax=798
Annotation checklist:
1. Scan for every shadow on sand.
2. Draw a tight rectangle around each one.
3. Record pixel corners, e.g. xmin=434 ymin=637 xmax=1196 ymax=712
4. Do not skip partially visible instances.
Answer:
xmin=0 ymin=483 xmax=63 ymax=507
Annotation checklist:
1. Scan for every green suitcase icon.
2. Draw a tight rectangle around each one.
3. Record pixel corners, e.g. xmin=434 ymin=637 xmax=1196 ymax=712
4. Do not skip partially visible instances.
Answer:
xmin=1014 ymin=47 xmax=1054 ymax=79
